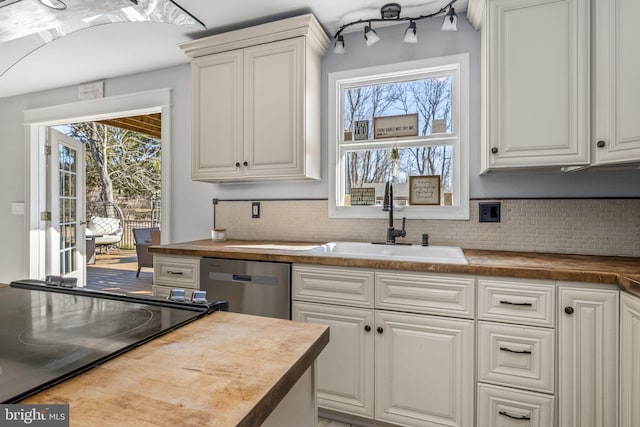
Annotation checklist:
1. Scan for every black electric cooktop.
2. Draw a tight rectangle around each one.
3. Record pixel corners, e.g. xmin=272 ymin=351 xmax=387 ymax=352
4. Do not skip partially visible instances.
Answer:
xmin=0 ymin=281 xmax=227 ymax=403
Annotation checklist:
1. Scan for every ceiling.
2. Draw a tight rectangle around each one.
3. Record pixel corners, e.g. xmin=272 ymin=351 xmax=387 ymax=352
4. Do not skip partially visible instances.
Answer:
xmin=0 ymin=0 xmax=467 ymax=99
xmin=97 ymin=112 xmax=161 ymax=138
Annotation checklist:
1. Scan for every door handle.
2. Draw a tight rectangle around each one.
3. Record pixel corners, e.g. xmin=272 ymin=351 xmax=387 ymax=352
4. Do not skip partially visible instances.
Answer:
xmin=499 ymin=346 xmax=532 ymax=354
xmin=499 ymin=410 xmax=531 ymax=420
xmin=499 ymin=300 xmax=533 ymax=307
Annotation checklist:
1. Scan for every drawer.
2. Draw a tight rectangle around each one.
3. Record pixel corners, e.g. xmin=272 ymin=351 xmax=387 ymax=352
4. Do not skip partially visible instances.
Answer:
xmin=153 ymin=255 xmax=200 ymax=289
xmin=375 ymin=271 xmax=475 ymax=318
xmin=478 ymin=322 xmax=555 ymax=393
xmin=478 ymin=277 xmax=555 ymax=327
xmin=292 ymin=264 xmax=374 ymax=307
xmin=478 ymin=383 xmax=554 ymax=427
xmin=152 ymin=285 xmax=197 ymax=300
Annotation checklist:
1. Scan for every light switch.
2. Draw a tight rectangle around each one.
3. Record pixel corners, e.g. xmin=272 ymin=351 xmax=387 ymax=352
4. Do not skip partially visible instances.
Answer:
xmin=11 ymin=202 xmax=24 ymax=215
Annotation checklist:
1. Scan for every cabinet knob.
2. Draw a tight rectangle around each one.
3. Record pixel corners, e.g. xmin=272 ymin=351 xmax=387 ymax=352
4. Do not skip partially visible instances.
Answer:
xmin=491 ymin=147 xmax=499 ymax=154
xmin=364 ymin=325 xmax=371 ymax=332
xmin=235 ymin=162 xmax=240 ymax=167
xmin=596 ymin=140 xmax=606 ymax=148
xmin=564 ymin=306 xmax=574 ymax=315
xmin=376 ymin=326 xmax=384 ymax=334
xmin=243 ymin=161 xmax=249 ymax=167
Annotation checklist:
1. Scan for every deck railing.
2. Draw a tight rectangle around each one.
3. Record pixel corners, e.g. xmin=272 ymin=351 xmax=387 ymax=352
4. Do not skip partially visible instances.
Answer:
xmin=120 ymin=220 xmax=161 ymax=250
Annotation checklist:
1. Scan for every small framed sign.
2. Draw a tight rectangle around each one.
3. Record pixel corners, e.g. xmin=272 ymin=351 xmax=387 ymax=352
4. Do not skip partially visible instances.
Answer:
xmin=373 ymin=113 xmax=419 ymax=139
xmin=354 ymin=120 xmax=369 ymax=140
xmin=409 ymin=175 xmax=441 ymax=206
xmin=350 ymin=188 xmax=376 ymax=206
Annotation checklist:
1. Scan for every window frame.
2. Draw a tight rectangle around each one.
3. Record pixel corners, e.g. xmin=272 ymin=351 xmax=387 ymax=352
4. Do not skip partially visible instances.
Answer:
xmin=328 ymin=54 xmax=470 ymax=220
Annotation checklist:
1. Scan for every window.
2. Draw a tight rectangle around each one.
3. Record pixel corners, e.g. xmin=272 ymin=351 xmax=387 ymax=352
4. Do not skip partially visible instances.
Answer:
xmin=328 ymin=55 xmax=469 ymax=219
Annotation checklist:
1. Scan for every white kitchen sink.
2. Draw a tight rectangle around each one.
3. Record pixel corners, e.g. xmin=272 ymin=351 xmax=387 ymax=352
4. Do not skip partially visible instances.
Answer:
xmin=307 ymin=241 xmax=468 ymax=265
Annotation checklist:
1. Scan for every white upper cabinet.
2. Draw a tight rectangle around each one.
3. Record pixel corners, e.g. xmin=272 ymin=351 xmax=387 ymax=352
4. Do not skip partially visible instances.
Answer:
xmin=593 ymin=0 xmax=640 ymax=164
xmin=181 ymin=15 xmax=328 ymax=182
xmin=471 ymin=0 xmax=640 ymax=171
xmin=474 ymin=0 xmax=590 ymax=172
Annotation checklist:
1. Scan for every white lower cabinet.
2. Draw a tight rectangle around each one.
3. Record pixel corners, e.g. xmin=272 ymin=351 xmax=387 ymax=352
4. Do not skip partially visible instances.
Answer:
xmin=294 ymin=264 xmax=628 ymax=427
xmin=620 ymin=292 xmax=640 ymax=427
xmin=292 ymin=265 xmax=475 ymax=427
xmin=558 ymin=285 xmax=618 ymax=427
xmin=292 ymin=301 xmax=374 ymax=417
xmin=477 ymin=277 xmax=557 ymax=426
xmin=478 ymin=383 xmax=554 ymax=427
xmin=152 ymin=255 xmax=201 ymax=298
xmin=374 ymin=311 xmax=474 ymax=427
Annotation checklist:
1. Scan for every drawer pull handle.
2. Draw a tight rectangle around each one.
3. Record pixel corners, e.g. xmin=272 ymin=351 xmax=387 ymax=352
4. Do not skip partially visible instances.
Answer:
xmin=499 ymin=410 xmax=531 ymax=421
xmin=499 ymin=300 xmax=532 ymax=307
xmin=377 ymin=326 xmax=384 ymax=334
xmin=167 ymin=271 xmax=184 ymax=275
xmin=499 ymin=346 xmax=532 ymax=354
xmin=364 ymin=325 xmax=371 ymax=332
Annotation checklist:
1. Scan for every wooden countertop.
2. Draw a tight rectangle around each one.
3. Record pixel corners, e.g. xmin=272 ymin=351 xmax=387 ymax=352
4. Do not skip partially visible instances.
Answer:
xmin=20 ymin=311 xmax=329 ymax=427
xmin=150 ymin=239 xmax=640 ymax=297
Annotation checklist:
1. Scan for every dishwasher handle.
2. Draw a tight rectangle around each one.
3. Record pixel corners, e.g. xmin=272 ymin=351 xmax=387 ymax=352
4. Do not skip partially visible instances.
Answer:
xmin=232 ymin=274 xmax=253 ymax=282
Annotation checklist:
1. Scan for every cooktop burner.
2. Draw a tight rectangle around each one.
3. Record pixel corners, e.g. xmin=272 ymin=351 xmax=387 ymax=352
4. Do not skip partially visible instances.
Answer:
xmin=18 ymin=306 xmax=154 ymax=347
xmin=0 ymin=282 xmax=226 ymax=403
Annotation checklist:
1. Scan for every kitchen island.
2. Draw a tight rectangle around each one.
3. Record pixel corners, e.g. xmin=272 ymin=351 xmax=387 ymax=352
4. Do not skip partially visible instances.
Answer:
xmin=19 ymin=310 xmax=329 ymax=427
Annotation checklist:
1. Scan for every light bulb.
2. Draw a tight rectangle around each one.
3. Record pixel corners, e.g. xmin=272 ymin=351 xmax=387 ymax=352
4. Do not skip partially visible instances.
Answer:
xmin=364 ymin=24 xmax=380 ymax=47
xmin=441 ymin=7 xmax=457 ymax=31
xmin=333 ymin=35 xmax=345 ymax=54
xmin=403 ymin=21 xmax=417 ymax=43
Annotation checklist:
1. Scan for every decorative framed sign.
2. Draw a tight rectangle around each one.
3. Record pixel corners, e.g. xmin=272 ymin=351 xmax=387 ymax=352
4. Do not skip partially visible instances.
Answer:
xmin=373 ymin=113 xmax=419 ymax=139
xmin=409 ymin=175 xmax=441 ymax=205
xmin=350 ymin=188 xmax=376 ymax=206
xmin=354 ymin=120 xmax=369 ymax=140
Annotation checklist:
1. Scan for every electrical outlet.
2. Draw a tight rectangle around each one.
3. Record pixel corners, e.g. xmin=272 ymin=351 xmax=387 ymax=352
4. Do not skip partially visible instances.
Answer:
xmin=252 ymin=202 xmax=260 ymax=218
xmin=479 ymin=202 xmax=501 ymax=222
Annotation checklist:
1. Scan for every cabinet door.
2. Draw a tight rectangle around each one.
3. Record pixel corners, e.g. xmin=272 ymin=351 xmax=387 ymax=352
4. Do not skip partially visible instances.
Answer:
xmin=375 ymin=311 xmax=474 ymax=427
xmin=243 ymin=37 xmax=305 ymax=178
xmin=482 ymin=0 xmax=589 ymax=171
xmin=292 ymin=301 xmax=374 ymax=418
xmin=558 ymin=286 xmax=618 ymax=427
xmin=620 ymin=292 xmax=640 ymax=427
xmin=191 ymin=51 xmax=243 ymax=180
xmin=593 ymin=0 xmax=640 ymax=164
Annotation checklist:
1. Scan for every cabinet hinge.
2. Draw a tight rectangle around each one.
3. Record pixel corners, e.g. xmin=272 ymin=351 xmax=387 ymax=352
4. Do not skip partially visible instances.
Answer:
xmin=44 ymin=145 xmax=51 ymax=156
xmin=40 ymin=211 xmax=52 ymax=221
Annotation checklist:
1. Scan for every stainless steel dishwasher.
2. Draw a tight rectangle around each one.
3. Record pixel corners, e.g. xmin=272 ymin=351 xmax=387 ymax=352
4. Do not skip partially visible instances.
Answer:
xmin=200 ymin=258 xmax=291 ymax=319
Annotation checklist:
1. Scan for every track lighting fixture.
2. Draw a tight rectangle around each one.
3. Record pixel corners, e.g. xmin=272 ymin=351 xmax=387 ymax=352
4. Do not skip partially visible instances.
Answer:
xmin=441 ymin=5 xmax=457 ymax=31
xmin=403 ymin=20 xmax=417 ymax=43
xmin=364 ymin=23 xmax=380 ymax=47
xmin=333 ymin=0 xmax=457 ymax=54
xmin=333 ymin=35 xmax=345 ymax=54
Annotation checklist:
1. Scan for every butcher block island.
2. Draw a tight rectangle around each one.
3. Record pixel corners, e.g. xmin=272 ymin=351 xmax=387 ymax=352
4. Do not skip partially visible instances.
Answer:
xmin=10 ymin=284 xmax=329 ymax=427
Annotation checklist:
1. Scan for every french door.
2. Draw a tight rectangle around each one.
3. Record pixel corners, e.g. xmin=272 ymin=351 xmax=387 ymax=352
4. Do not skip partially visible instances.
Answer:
xmin=47 ymin=128 xmax=86 ymax=285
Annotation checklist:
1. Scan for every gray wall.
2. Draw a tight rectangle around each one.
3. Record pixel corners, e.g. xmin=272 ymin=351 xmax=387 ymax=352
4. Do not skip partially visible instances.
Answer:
xmin=0 ymin=15 xmax=638 ymax=282
xmin=204 ymin=15 xmax=640 ymax=199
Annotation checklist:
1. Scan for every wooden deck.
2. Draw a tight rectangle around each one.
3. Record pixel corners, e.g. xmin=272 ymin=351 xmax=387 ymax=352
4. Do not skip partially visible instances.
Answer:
xmin=86 ymin=250 xmax=153 ymax=295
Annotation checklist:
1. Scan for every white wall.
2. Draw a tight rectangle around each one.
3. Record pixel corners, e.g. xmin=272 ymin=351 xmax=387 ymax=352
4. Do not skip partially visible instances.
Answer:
xmin=0 ymin=64 xmax=214 ymax=283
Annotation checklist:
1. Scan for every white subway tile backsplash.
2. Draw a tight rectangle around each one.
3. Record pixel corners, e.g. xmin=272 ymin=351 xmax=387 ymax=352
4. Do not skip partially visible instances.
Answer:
xmin=215 ymin=199 xmax=640 ymax=257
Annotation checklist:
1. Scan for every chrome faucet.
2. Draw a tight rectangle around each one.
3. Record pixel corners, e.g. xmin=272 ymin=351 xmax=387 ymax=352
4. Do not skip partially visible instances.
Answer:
xmin=382 ymin=181 xmax=406 ymax=244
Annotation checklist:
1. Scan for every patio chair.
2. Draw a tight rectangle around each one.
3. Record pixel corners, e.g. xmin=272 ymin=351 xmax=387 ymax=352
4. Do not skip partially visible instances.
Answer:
xmin=133 ymin=227 xmax=160 ymax=278
xmin=86 ymin=202 xmax=125 ymax=254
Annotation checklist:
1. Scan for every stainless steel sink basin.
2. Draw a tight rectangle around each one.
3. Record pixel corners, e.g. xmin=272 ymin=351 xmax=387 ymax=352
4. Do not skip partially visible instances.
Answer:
xmin=307 ymin=242 xmax=468 ymax=265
